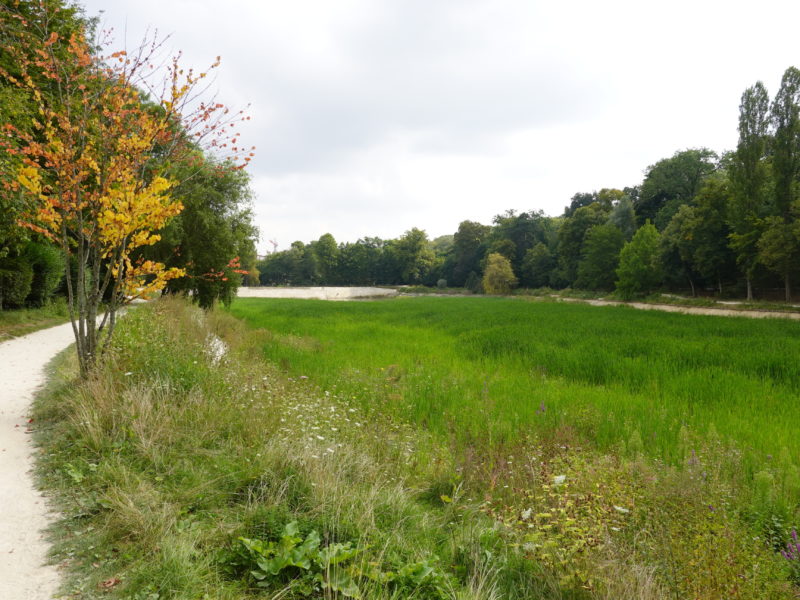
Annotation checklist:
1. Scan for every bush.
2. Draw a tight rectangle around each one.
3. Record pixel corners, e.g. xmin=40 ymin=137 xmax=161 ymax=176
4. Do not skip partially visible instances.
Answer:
xmin=436 ymin=278 xmax=447 ymax=289
xmin=464 ymin=271 xmax=482 ymax=294
xmin=0 ymin=256 xmax=34 ymax=309
xmin=482 ymin=253 xmax=518 ymax=295
xmin=24 ymin=242 xmax=64 ymax=307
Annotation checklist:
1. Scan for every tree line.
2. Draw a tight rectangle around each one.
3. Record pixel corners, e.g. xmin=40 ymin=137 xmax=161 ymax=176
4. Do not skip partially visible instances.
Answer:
xmin=259 ymin=69 xmax=800 ymax=301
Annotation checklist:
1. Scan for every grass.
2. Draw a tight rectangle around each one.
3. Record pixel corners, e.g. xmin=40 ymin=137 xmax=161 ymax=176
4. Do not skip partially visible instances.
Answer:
xmin=0 ymin=297 xmax=70 ymax=339
xmin=230 ymin=296 xmax=800 ymax=473
xmin=33 ymin=298 xmax=563 ymax=599
xmin=32 ymin=296 xmax=800 ymax=598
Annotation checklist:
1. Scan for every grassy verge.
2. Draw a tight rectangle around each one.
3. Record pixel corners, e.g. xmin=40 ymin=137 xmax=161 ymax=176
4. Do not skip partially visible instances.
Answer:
xmin=34 ymin=298 xmax=558 ymax=599
xmin=0 ymin=297 xmax=70 ymax=339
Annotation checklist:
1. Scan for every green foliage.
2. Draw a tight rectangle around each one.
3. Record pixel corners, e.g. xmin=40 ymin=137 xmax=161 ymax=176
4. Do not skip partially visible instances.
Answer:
xmin=615 ymin=223 xmax=663 ymax=299
xmin=520 ymin=242 xmax=557 ymax=288
xmin=23 ymin=241 xmax=64 ymax=306
xmin=392 ymin=228 xmax=436 ymax=284
xmin=757 ymin=215 xmax=800 ymax=299
xmin=464 ymin=270 xmax=482 ymax=293
xmin=0 ymin=254 xmax=33 ymax=308
xmin=635 ymin=148 xmax=718 ymax=229
xmin=237 ymin=522 xmax=361 ymax=596
xmin=482 ymin=252 xmax=517 ymax=295
xmin=729 ymin=81 xmax=771 ymax=297
xmin=451 ymin=220 xmax=490 ymax=286
xmin=575 ymin=223 xmax=624 ymax=290
xmin=607 ymin=195 xmax=637 ymax=240
xmin=148 ymin=156 xmax=257 ymax=309
xmin=557 ymin=202 xmax=609 ymax=284
xmin=770 ymin=67 xmax=800 ymax=220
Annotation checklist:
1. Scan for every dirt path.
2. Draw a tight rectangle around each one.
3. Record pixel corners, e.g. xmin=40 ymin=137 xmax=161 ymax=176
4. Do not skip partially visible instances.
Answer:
xmin=0 ymin=322 xmax=77 ymax=600
xmin=554 ymin=296 xmax=800 ymax=319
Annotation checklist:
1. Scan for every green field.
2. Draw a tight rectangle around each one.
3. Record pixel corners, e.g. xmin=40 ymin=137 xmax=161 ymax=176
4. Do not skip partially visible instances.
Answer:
xmin=231 ymin=296 xmax=800 ymax=477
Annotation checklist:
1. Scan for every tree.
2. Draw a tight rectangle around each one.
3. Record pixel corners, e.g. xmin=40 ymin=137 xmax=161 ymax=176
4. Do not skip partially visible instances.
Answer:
xmin=557 ymin=202 xmax=609 ymax=285
xmin=635 ymin=148 xmax=717 ymax=229
xmin=490 ymin=209 xmax=554 ymax=273
xmin=0 ymin=0 xmax=88 ymax=260
xmin=520 ymin=242 xmax=556 ymax=288
xmin=768 ymin=67 xmax=800 ymax=300
xmin=661 ymin=204 xmax=701 ymax=296
xmin=758 ymin=216 xmax=800 ymax=300
xmin=686 ymin=177 xmax=737 ymax=295
xmin=392 ymin=228 xmax=435 ymax=284
xmin=150 ymin=157 xmax=257 ymax=308
xmin=615 ymin=222 xmax=663 ymax=299
xmin=729 ymin=81 xmax=770 ymax=300
xmin=311 ymin=233 xmax=339 ymax=285
xmin=607 ymin=195 xmax=637 ymax=240
xmin=1 ymin=6 xmax=250 ymax=374
xmin=575 ymin=224 xmax=624 ymax=291
xmin=450 ymin=220 xmax=489 ymax=286
xmin=482 ymin=252 xmax=517 ymax=295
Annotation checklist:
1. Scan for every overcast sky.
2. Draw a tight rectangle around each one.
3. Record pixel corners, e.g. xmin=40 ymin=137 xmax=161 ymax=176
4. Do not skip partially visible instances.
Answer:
xmin=80 ymin=0 xmax=800 ymax=253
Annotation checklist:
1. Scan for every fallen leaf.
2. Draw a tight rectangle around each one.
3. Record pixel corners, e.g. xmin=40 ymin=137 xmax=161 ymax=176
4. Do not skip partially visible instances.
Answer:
xmin=99 ymin=577 xmax=121 ymax=589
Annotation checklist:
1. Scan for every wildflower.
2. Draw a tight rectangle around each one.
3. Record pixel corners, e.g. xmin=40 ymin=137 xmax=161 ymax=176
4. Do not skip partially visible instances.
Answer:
xmin=553 ymin=475 xmax=566 ymax=486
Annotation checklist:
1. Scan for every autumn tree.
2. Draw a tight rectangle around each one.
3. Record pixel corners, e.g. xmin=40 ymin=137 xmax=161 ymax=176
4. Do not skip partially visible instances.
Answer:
xmin=0 ymin=4 xmax=251 ymax=374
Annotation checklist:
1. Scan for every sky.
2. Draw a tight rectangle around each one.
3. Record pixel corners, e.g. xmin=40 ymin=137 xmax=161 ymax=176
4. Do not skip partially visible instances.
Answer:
xmin=80 ymin=0 xmax=800 ymax=253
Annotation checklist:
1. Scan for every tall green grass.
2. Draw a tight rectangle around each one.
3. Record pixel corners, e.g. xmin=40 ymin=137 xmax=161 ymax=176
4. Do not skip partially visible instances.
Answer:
xmin=230 ymin=296 xmax=800 ymax=480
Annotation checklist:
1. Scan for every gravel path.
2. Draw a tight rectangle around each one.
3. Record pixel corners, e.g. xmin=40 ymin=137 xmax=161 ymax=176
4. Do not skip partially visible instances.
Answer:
xmin=0 ymin=322 xmax=76 ymax=600
xmin=554 ymin=296 xmax=800 ymax=319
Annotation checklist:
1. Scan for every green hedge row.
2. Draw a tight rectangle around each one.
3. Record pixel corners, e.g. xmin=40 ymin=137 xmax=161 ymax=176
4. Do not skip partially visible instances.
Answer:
xmin=0 ymin=242 xmax=65 ymax=309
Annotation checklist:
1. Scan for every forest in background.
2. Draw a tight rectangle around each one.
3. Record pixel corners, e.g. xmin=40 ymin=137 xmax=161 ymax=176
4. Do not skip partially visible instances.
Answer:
xmin=259 ymin=75 xmax=800 ymax=301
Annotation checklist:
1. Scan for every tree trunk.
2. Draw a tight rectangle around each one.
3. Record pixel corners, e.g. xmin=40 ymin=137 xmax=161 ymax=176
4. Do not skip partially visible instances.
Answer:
xmin=688 ymin=277 xmax=696 ymax=297
xmin=786 ymin=273 xmax=792 ymax=302
xmin=746 ymin=277 xmax=753 ymax=301
xmin=718 ymin=278 xmax=723 ymax=297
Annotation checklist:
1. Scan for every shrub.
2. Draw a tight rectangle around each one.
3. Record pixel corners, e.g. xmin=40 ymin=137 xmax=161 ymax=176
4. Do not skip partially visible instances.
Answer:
xmin=436 ymin=278 xmax=447 ymax=289
xmin=0 ymin=255 xmax=34 ymax=308
xmin=464 ymin=271 xmax=482 ymax=294
xmin=482 ymin=253 xmax=518 ymax=295
xmin=24 ymin=242 xmax=64 ymax=306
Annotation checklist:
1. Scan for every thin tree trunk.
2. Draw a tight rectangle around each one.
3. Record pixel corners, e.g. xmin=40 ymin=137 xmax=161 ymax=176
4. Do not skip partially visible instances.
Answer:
xmin=746 ymin=277 xmax=753 ymax=301
xmin=688 ymin=277 xmax=696 ymax=298
xmin=786 ymin=273 xmax=792 ymax=302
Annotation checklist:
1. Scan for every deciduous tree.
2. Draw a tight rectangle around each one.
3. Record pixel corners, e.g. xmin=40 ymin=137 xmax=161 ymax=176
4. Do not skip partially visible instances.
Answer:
xmin=615 ymin=222 xmax=663 ymax=299
xmin=1 ymin=6 xmax=251 ymax=374
xmin=482 ymin=252 xmax=517 ymax=295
